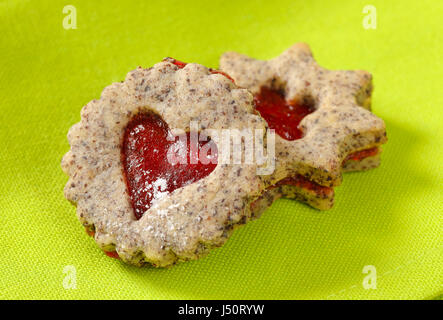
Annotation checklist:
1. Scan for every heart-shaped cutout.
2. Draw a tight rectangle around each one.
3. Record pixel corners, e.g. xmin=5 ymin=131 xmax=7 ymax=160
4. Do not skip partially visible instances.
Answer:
xmin=253 ymin=87 xmax=314 ymax=141
xmin=122 ymin=112 xmax=217 ymax=220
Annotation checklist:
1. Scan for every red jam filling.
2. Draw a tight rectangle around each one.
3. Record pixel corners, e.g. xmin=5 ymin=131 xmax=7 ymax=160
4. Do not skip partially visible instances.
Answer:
xmin=104 ymin=251 xmax=120 ymax=259
xmin=167 ymin=58 xmax=187 ymax=69
xmin=345 ymin=147 xmax=379 ymax=162
xmin=85 ymin=229 xmax=95 ymax=237
xmin=122 ymin=112 xmax=217 ymax=220
xmin=269 ymin=148 xmax=379 ymax=197
xmin=253 ymin=86 xmax=380 ymax=196
xmin=261 ymin=147 xmax=379 ymax=201
xmin=84 ymin=229 xmax=120 ymax=259
xmin=275 ymin=175 xmax=333 ymax=198
xmin=253 ymin=87 xmax=314 ymax=141
xmin=165 ymin=57 xmax=235 ymax=82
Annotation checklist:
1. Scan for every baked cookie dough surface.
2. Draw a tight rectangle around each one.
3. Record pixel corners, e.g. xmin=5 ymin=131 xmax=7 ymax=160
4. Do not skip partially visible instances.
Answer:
xmin=220 ymin=42 xmax=373 ymax=110
xmin=220 ymin=43 xmax=387 ymax=209
xmin=62 ymin=60 xmax=270 ymax=267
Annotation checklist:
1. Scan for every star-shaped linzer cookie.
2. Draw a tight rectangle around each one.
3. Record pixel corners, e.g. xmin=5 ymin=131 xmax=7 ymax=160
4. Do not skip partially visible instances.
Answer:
xmin=220 ymin=43 xmax=387 ymax=210
xmin=220 ymin=42 xmax=373 ymax=110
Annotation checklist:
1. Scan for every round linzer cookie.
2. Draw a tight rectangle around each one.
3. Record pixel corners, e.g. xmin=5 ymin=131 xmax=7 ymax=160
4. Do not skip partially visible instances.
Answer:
xmin=220 ymin=43 xmax=387 ymax=210
xmin=61 ymin=58 xmax=270 ymax=267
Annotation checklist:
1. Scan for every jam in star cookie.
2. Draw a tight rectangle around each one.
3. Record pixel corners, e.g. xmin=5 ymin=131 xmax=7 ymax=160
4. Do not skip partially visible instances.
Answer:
xmin=220 ymin=43 xmax=387 ymax=210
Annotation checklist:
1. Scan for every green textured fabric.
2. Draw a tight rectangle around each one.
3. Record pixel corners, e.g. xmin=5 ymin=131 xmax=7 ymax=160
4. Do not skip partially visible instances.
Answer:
xmin=0 ymin=0 xmax=442 ymax=300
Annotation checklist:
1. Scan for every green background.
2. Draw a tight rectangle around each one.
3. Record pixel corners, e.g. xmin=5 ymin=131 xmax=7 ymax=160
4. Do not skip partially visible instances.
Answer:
xmin=0 ymin=0 xmax=441 ymax=300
